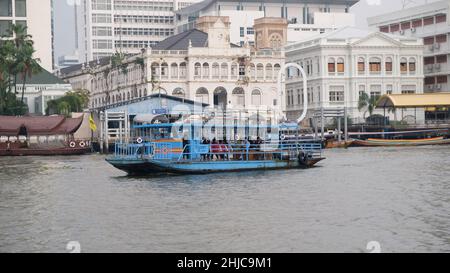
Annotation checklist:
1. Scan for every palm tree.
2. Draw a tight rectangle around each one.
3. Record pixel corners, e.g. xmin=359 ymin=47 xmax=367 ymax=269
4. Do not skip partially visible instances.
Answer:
xmin=16 ymin=44 xmax=41 ymax=105
xmin=358 ymin=92 xmax=379 ymax=119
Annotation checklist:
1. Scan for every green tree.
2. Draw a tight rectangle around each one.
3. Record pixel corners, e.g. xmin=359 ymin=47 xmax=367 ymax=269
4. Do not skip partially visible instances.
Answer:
xmin=0 ymin=24 xmax=40 ymax=115
xmin=46 ymin=89 xmax=90 ymax=116
xmin=358 ymin=92 xmax=380 ymax=119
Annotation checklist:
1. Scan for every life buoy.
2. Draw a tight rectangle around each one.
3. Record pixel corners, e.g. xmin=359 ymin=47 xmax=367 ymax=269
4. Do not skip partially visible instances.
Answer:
xmin=280 ymin=134 xmax=286 ymax=140
xmin=69 ymin=141 xmax=76 ymax=148
xmin=136 ymin=137 xmax=143 ymax=144
xmin=161 ymin=147 xmax=170 ymax=155
xmin=79 ymin=141 xmax=86 ymax=148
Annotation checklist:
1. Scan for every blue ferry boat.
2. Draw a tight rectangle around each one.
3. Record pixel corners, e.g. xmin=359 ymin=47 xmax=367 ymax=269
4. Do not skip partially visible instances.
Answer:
xmin=106 ymin=120 xmax=324 ymax=175
xmin=106 ymin=63 xmax=324 ymax=175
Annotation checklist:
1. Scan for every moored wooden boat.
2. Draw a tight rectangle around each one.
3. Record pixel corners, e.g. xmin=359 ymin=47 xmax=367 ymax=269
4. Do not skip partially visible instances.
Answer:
xmin=352 ymin=137 xmax=450 ymax=147
xmin=325 ymin=139 xmax=353 ymax=149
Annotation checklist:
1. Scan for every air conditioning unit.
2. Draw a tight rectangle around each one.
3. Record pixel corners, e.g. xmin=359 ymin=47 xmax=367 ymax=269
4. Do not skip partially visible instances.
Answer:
xmin=400 ymin=30 xmax=405 ymax=35
xmin=434 ymin=43 xmax=441 ymax=49
xmin=428 ymin=84 xmax=435 ymax=90
xmin=435 ymin=84 xmax=442 ymax=90
xmin=435 ymin=63 xmax=441 ymax=71
xmin=427 ymin=64 xmax=434 ymax=72
xmin=429 ymin=45 xmax=435 ymax=51
xmin=411 ymin=27 xmax=416 ymax=33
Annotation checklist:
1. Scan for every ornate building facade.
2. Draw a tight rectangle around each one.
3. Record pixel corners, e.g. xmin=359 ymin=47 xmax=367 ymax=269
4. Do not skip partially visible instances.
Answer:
xmin=61 ymin=16 xmax=285 ymax=113
xmin=285 ymin=27 xmax=425 ymax=123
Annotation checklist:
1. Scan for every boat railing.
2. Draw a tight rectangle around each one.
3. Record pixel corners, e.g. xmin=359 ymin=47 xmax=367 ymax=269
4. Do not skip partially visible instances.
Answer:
xmin=176 ymin=140 xmax=322 ymax=162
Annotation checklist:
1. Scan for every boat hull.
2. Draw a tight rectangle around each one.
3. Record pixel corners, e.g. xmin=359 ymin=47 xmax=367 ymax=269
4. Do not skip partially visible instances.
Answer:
xmin=352 ymin=137 xmax=450 ymax=147
xmin=106 ymin=157 xmax=325 ymax=176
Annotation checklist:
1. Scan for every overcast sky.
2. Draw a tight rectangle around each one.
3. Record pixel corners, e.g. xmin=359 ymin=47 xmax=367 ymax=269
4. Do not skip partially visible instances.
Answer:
xmin=53 ymin=0 xmax=435 ymax=64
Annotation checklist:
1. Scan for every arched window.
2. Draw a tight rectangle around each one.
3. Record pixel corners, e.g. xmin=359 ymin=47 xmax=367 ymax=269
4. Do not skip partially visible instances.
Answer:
xmin=385 ymin=57 xmax=393 ymax=73
xmin=139 ymin=89 xmax=142 ymax=98
xmin=400 ymin=57 xmax=408 ymax=73
xmin=173 ymin=88 xmax=185 ymax=98
xmin=194 ymin=62 xmax=201 ymax=78
xmin=212 ymin=63 xmax=220 ymax=79
xmin=274 ymin=64 xmax=281 ymax=78
xmin=161 ymin=63 xmax=169 ymax=79
xmin=231 ymin=63 xmax=238 ymax=78
xmin=151 ymin=62 xmax=160 ymax=80
xmin=221 ymin=63 xmax=228 ymax=79
xmin=358 ymin=57 xmax=365 ymax=73
xmin=251 ymin=89 xmax=262 ymax=106
xmin=409 ymin=57 xmax=416 ymax=73
xmin=179 ymin=62 xmax=187 ymax=79
xmin=202 ymin=62 xmax=210 ymax=78
xmin=328 ymin=58 xmax=336 ymax=73
xmin=196 ymin=87 xmax=209 ymax=104
xmin=143 ymin=89 xmax=147 ymax=97
xmin=257 ymin=64 xmax=264 ymax=80
xmin=269 ymin=33 xmax=283 ymax=49
xmin=170 ymin=63 xmax=178 ymax=78
xmin=369 ymin=57 xmax=381 ymax=73
xmin=249 ymin=63 xmax=256 ymax=80
xmin=337 ymin=58 xmax=345 ymax=73
xmin=232 ymin=87 xmax=245 ymax=106
xmin=266 ymin=64 xmax=273 ymax=80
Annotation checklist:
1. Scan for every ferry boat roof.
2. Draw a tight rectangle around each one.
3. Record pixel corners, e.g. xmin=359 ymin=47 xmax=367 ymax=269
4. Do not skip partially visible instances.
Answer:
xmin=0 ymin=115 xmax=83 ymax=136
xmin=132 ymin=122 xmax=300 ymax=130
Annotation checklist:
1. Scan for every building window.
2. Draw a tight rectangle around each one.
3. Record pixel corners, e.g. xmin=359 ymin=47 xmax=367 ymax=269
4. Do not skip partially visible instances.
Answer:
xmin=390 ymin=24 xmax=399 ymax=32
xmin=401 ymin=85 xmax=416 ymax=94
xmin=15 ymin=0 xmax=26 ymax=17
xmin=359 ymin=85 xmax=365 ymax=97
xmin=370 ymin=85 xmax=382 ymax=99
xmin=380 ymin=26 xmax=389 ymax=33
xmin=409 ymin=58 xmax=416 ymax=73
xmin=369 ymin=57 xmax=381 ymax=73
xmin=400 ymin=58 xmax=408 ymax=73
xmin=327 ymin=58 xmax=335 ymax=73
xmin=385 ymin=57 xmax=393 ymax=73
xmin=424 ymin=36 xmax=435 ymax=45
xmin=0 ymin=20 xmax=12 ymax=37
xmin=240 ymin=27 xmax=244 ymax=37
xmin=425 ymin=77 xmax=435 ymax=85
xmin=337 ymin=58 xmax=344 ymax=73
xmin=247 ymin=27 xmax=254 ymax=35
xmin=425 ymin=56 xmax=435 ymax=65
xmin=437 ymin=75 xmax=448 ymax=83
xmin=0 ymin=0 xmax=12 ymax=17
xmin=412 ymin=19 xmax=422 ymax=28
xmin=423 ymin=17 xmax=434 ymax=26
xmin=436 ymin=34 xmax=447 ymax=43
xmin=251 ymin=89 xmax=262 ymax=106
xmin=386 ymin=85 xmax=393 ymax=94
xmin=358 ymin=57 xmax=365 ymax=73
xmin=329 ymin=86 xmax=344 ymax=102
xmin=436 ymin=14 xmax=447 ymax=23
xmin=436 ymin=55 xmax=447 ymax=63
xmin=401 ymin=21 xmax=411 ymax=30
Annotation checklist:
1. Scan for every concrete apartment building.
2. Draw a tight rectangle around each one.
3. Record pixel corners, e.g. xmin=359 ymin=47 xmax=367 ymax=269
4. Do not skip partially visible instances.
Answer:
xmin=175 ymin=0 xmax=358 ymax=46
xmin=284 ymin=27 xmax=425 ymax=123
xmin=75 ymin=0 xmax=201 ymax=63
xmin=0 ymin=0 xmax=53 ymax=71
xmin=60 ymin=16 xmax=285 ymax=113
xmin=368 ymin=0 xmax=450 ymax=93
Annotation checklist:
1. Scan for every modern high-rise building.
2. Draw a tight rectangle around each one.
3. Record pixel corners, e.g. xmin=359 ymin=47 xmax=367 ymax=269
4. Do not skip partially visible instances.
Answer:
xmin=0 ymin=0 xmax=53 ymax=71
xmin=175 ymin=0 xmax=358 ymax=46
xmin=75 ymin=0 xmax=201 ymax=63
xmin=368 ymin=0 xmax=450 ymax=93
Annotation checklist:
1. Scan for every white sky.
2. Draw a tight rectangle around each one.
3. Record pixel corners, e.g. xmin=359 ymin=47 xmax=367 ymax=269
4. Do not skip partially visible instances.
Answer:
xmin=53 ymin=0 xmax=438 ymax=63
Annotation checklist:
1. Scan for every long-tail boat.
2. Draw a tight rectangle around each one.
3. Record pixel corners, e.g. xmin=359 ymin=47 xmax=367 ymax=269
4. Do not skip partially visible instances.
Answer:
xmin=353 ymin=137 xmax=450 ymax=147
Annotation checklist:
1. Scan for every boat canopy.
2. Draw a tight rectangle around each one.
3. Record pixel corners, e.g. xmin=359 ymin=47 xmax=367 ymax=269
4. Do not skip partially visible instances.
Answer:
xmin=377 ymin=93 xmax=450 ymax=108
xmin=132 ymin=122 xmax=299 ymax=130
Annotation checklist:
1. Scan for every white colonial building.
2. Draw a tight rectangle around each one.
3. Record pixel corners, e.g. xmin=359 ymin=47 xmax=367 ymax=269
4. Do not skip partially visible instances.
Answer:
xmin=368 ymin=0 xmax=450 ymax=93
xmin=284 ymin=27 xmax=425 ymax=123
xmin=61 ymin=16 xmax=285 ymax=112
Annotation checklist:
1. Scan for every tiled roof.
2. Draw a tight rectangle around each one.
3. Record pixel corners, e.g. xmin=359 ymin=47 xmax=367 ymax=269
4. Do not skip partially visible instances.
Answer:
xmin=17 ymin=67 xmax=67 ymax=85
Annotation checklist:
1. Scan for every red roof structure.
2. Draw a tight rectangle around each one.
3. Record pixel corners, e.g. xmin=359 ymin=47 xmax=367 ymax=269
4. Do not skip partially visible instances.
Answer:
xmin=0 ymin=116 xmax=83 ymax=136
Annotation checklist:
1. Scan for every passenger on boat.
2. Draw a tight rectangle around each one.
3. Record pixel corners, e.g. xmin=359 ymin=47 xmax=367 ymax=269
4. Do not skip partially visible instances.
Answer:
xmin=211 ymin=138 xmax=220 ymax=160
xmin=244 ymin=138 xmax=251 ymax=160
xmin=221 ymin=140 xmax=229 ymax=160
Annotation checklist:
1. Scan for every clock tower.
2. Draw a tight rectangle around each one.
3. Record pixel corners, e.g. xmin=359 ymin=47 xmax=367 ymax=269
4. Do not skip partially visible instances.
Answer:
xmin=196 ymin=16 xmax=231 ymax=49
